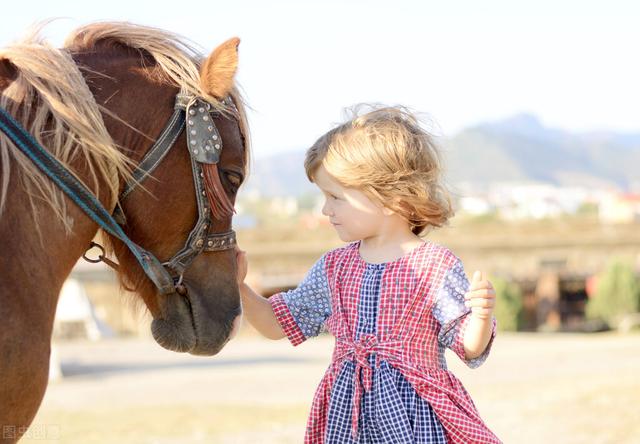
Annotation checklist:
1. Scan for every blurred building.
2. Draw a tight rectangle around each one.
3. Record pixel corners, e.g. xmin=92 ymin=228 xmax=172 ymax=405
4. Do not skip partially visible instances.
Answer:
xmin=599 ymin=192 xmax=640 ymax=224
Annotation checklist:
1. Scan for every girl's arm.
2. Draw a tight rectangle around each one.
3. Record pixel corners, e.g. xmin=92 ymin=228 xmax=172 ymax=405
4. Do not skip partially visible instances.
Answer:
xmin=463 ymin=271 xmax=496 ymax=360
xmin=236 ymin=249 xmax=285 ymax=340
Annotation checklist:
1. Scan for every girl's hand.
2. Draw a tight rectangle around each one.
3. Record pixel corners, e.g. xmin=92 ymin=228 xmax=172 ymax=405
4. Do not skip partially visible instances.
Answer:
xmin=464 ymin=271 xmax=496 ymax=321
xmin=235 ymin=247 xmax=248 ymax=285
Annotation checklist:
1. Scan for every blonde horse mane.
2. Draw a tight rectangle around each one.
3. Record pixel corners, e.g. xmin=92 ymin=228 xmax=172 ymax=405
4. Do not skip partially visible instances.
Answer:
xmin=0 ymin=21 xmax=249 ymax=234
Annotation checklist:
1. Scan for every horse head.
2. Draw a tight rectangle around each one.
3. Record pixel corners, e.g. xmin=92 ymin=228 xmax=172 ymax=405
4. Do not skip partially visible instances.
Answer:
xmin=64 ymin=24 xmax=249 ymax=355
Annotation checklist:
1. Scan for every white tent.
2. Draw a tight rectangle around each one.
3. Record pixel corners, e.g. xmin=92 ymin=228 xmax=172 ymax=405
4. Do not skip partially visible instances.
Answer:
xmin=54 ymin=278 xmax=113 ymax=340
xmin=50 ymin=278 xmax=114 ymax=381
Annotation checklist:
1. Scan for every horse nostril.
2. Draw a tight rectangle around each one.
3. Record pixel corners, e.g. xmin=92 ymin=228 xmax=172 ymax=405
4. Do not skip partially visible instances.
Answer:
xmin=175 ymin=284 xmax=188 ymax=295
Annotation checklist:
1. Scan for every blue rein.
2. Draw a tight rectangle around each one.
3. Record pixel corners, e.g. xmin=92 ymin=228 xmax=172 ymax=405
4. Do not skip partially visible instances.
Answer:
xmin=0 ymin=106 xmax=176 ymax=294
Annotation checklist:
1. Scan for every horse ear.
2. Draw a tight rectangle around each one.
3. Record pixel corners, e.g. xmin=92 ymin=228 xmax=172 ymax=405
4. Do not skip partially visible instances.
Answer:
xmin=0 ymin=58 xmax=18 ymax=90
xmin=200 ymin=37 xmax=240 ymax=99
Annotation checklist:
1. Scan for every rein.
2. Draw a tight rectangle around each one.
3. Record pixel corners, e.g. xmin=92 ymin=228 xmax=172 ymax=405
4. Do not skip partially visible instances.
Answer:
xmin=0 ymin=91 xmax=237 ymax=296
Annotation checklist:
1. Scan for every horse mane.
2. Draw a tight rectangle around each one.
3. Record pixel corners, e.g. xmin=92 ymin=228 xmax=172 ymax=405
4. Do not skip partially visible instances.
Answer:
xmin=0 ymin=23 xmax=130 ymax=232
xmin=0 ymin=21 xmax=250 ymax=235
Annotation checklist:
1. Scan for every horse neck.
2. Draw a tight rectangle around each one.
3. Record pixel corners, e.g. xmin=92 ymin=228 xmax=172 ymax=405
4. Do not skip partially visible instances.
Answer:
xmin=0 ymin=50 xmax=162 ymax=327
xmin=0 ymin=167 xmax=102 ymax=335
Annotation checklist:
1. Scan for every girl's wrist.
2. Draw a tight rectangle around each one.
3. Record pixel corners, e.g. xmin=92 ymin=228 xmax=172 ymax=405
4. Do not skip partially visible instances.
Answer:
xmin=470 ymin=312 xmax=494 ymax=321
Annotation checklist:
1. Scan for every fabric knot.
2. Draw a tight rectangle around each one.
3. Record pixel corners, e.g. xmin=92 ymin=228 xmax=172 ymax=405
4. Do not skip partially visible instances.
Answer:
xmin=335 ymin=334 xmax=403 ymax=440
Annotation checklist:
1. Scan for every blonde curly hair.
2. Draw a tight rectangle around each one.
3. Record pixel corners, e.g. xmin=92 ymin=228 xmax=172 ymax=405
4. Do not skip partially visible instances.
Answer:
xmin=305 ymin=105 xmax=453 ymax=235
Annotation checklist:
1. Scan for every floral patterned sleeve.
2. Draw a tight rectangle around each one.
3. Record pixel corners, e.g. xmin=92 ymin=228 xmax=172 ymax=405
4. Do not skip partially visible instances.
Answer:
xmin=432 ymin=258 xmax=497 ymax=368
xmin=269 ymin=256 xmax=332 ymax=346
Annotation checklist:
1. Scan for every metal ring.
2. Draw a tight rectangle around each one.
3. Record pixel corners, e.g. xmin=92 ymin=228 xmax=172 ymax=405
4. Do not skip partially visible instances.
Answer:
xmin=174 ymin=273 xmax=187 ymax=295
xmin=82 ymin=241 xmax=105 ymax=263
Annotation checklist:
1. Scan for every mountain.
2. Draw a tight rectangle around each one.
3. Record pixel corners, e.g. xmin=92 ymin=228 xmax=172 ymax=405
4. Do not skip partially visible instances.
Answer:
xmin=244 ymin=150 xmax=315 ymax=197
xmin=242 ymin=114 xmax=640 ymax=197
xmin=445 ymin=113 xmax=640 ymax=190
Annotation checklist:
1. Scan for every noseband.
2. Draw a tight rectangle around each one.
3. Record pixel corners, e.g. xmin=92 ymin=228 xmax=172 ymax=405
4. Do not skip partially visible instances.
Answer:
xmin=0 ymin=90 xmax=241 ymax=296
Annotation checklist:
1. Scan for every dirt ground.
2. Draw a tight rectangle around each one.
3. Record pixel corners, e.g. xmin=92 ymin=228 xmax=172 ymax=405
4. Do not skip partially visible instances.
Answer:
xmin=20 ymin=329 xmax=640 ymax=444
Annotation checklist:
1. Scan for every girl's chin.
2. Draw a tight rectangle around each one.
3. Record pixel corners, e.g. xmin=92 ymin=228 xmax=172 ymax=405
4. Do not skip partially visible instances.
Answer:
xmin=335 ymin=231 xmax=357 ymax=243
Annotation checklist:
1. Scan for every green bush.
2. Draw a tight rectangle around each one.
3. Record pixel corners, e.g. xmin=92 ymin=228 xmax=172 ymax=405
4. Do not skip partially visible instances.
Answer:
xmin=586 ymin=259 xmax=640 ymax=327
xmin=492 ymin=276 xmax=523 ymax=331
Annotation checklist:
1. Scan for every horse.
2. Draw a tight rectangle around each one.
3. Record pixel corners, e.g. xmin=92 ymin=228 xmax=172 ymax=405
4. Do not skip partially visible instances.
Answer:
xmin=0 ymin=22 xmax=249 ymax=441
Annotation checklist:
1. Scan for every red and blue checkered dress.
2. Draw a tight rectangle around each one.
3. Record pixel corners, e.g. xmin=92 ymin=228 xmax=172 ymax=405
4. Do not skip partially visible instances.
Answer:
xmin=270 ymin=241 xmax=501 ymax=443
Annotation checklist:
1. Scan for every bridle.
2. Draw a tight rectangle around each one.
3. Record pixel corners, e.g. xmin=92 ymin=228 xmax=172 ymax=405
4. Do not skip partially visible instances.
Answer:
xmin=107 ymin=90 xmax=239 ymax=291
xmin=0 ymin=89 xmax=241 ymax=296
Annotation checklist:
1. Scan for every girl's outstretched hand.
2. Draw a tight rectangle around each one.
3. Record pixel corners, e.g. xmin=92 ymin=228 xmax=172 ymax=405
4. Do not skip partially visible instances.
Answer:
xmin=235 ymin=247 xmax=248 ymax=285
xmin=464 ymin=271 xmax=496 ymax=321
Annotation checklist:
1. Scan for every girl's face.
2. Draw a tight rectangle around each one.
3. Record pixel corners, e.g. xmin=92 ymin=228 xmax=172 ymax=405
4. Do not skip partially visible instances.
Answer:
xmin=313 ymin=165 xmax=386 ymax=243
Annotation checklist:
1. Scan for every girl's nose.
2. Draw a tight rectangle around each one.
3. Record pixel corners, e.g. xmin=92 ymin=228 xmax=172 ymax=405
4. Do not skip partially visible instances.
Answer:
xmin=322 ymin=200 xmax=333 ymax=217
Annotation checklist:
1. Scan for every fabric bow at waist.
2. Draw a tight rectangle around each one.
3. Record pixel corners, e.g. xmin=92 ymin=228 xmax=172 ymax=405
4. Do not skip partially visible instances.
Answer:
xmin=334 ymin=334 xmax=403 ymax=439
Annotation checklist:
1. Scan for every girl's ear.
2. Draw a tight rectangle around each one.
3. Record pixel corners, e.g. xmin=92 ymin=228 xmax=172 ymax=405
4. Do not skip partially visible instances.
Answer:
xmin=200 ymin=37 xmax=240 ymax=99
xmin=0 ymin=58 xmax=18 ymax=91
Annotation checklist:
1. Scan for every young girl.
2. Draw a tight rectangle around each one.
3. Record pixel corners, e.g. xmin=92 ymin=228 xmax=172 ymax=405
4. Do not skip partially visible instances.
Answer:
xmin=236 ymin=106 xmax=501 ymax=443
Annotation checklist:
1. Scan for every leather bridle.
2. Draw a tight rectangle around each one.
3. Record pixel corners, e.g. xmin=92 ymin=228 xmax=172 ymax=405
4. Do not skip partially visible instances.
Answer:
xmin=103 ymin=90 xmax=242 ymax=294
xmin=108 ymin=90 xmax=239 ymax=290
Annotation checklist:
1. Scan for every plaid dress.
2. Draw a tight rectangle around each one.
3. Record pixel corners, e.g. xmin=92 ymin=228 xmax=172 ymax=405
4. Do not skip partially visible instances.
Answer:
xmin=270 ymin=241 xmax=500 ymax=444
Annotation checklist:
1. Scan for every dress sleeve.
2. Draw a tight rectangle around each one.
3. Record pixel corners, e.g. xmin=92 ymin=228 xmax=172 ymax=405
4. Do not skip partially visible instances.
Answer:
xmin=268 ymin=256 xmax=332 ymax=346
xmin=432 ymin=258 xmax=497 ymax=368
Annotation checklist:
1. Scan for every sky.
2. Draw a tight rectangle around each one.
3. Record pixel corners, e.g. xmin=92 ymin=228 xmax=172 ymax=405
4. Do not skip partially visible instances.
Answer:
xmin=1 ymin=0 xmax=638 ymax=159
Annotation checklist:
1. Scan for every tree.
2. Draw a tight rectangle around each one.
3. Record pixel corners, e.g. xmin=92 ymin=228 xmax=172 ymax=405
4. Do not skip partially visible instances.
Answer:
xmin=586 ymin=258 xmax=640 ymax=327
xmin=492 ymin=276 xmax=523 ymax=331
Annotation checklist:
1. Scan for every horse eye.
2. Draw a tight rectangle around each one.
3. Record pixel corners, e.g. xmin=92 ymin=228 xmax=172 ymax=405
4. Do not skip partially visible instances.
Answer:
xmin=224 ymin=171 xmax=242 ymax=187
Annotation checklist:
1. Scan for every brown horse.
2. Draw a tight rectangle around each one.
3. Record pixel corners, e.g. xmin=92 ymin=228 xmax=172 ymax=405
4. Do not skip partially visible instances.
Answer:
xmin=0 ymin=22 xmax=249 ymax=441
